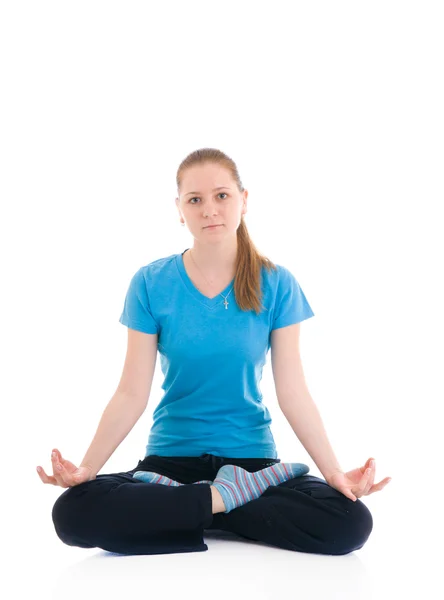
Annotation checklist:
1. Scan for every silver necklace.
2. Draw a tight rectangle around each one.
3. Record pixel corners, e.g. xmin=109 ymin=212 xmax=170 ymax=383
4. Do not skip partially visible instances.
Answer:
xmin=189 ymin=249 xmax=234 ymax=309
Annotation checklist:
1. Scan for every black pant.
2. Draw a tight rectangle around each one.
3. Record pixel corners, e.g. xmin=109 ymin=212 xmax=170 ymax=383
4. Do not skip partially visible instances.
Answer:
xmin=52 ymin=453 xmax=373 ymax=556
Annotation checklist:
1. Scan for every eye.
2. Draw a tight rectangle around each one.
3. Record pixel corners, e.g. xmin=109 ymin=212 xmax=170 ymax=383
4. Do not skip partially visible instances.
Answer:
xmin=189 ymin=193 xmax=228 ymax=204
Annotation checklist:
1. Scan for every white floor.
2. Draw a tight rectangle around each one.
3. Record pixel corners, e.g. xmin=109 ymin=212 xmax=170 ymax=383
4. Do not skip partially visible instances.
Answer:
xmin=5 ymin=481 xmax=437 ymax=600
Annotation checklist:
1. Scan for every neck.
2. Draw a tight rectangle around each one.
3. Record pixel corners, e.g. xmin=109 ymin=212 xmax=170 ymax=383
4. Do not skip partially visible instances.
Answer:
xmin=187 ymin=239 xmax=238 ymax=278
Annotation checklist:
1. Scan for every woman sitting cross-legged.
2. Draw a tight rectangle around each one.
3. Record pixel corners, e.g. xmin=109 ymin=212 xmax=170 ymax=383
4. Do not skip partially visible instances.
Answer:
xmin=38 ymin=148 xmax=391 ymax=557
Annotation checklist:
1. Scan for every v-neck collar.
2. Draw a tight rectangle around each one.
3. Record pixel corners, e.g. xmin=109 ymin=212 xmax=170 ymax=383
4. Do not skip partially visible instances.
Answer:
xmin=175 ymin=249 xmax=235 ymax=311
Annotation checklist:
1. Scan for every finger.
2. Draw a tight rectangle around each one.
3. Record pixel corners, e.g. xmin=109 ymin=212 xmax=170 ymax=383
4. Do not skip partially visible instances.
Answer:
xmin=357 ymin=468 xmax=372 ymax=495
xmin=360 ymin=458 xmax=373 ymax=475
xmin=37 ymin=466 xmax=58 ymax=485
xmin=342 ymin=488 xmax=357 ymax=502
xmin=54 ymin=461 xmax=72 ymax=486
xmin=53 ymin=448 xmax=65 ymax=465
xmin=51 ymin=453 xmax=69 ymax=486
xmin=54 ymin=448 xmax=67 ymax=466
xmin=53 ymin=457 xmax=72 ymax=486
xmin=363 ymin=462 xmax=375 ymax=495
xmin=367 ymin=477 xmax=392 ymax=495
xmin=54 ymin=450 xmax=77 ymax=473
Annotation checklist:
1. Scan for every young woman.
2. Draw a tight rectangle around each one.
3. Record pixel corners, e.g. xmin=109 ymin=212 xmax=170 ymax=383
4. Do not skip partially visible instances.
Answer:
xmin=37 ymin=147 xmax=391 ymax=556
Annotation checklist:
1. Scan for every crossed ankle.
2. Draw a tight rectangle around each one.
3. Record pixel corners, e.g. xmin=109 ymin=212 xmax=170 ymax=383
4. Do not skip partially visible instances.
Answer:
xmin=210 ymin=485 xmax=226 ymax=514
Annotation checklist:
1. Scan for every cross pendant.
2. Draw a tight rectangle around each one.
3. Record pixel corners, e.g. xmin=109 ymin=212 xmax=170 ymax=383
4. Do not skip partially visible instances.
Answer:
xmin=224 ymin=298 xmax=229 ymax=309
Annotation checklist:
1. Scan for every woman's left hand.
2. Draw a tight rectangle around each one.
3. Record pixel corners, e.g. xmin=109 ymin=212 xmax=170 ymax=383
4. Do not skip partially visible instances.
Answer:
xmin=326 ymin=458 xmax=392 ymax=502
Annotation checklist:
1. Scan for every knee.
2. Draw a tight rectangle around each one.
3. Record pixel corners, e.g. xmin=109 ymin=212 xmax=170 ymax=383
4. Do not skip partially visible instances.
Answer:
xmin=338 ymin=498 xmax=374 ymax=554
xmin=52 ymin=484 xmax=94 ymax=548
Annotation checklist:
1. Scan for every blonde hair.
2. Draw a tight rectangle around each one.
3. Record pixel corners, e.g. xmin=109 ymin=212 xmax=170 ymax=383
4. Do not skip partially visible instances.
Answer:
xmin=177 ymin=148 xmax=277 ymax=315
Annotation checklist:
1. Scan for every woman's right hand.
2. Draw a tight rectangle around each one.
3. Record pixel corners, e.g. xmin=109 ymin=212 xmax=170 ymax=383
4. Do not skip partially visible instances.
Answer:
xmin=36 ymin=449 xmax=96 ymax=488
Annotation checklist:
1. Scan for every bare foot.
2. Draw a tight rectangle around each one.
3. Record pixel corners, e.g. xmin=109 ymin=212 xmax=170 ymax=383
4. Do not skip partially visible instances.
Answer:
xmin=210 ymin=486 xmax=226 ymax=514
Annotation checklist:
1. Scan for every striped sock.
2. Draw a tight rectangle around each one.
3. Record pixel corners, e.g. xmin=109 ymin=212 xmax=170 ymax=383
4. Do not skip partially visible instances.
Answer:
xmin=213 ymin=462 xmax=310 ymax=514
xmin=132 ymin=471 xmax=213 ymax=486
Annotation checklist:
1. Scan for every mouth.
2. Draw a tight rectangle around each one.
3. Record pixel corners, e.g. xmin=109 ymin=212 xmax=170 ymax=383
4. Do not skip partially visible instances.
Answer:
xmin=204 ymin=224 xmax=222 ymax=229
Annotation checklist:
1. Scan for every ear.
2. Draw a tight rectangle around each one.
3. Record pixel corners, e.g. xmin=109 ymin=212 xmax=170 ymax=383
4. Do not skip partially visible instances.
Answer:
xmin=175 ymin=198 xmax=183 ymax=220
xmin=242 ymin=190 xmax=248 ymax=214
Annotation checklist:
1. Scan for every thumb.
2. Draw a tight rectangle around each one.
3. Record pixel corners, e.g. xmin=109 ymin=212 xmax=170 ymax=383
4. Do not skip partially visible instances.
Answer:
xmin=340 ymin=487 xmax=357 ymax=502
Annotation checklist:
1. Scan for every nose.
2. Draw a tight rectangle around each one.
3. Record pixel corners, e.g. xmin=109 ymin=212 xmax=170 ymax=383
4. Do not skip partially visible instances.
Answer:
xmin=203 ymin=203 xmax=218 ymax=216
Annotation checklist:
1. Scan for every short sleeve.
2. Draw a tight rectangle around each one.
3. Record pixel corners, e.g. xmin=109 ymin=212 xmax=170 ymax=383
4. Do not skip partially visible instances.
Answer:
xmin=119 ymin=268 xmax=158 ymax=334
xmin=272 ymin=266 xmax=315 ymax=330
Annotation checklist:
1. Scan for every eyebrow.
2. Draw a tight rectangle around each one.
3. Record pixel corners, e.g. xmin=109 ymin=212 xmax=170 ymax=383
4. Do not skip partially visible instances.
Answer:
xmin=184 ymin=186 xmax=231 ymax=197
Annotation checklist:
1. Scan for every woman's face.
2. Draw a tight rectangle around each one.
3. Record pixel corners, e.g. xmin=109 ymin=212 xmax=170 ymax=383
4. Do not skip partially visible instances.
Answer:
xmin=176 ymin=164 xmax=248 ymax=240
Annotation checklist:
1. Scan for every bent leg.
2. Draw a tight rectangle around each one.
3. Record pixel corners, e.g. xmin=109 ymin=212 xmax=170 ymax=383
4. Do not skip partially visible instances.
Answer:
xmin=208 ymin=475 xmax=373 ymax=555
xmin=52 ymin=469 xmax=213 ymax=555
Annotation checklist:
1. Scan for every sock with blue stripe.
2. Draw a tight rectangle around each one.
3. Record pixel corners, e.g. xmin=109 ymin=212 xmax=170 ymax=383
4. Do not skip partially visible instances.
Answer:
xmin=212 ymin=462 xmax=310 ymax=514
xmin=132 ymin=471 xmax=213 ymax=486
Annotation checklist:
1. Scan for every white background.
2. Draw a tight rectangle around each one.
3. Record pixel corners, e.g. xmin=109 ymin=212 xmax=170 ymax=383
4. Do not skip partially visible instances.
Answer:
xmin=1 ymin=1 xmax=443 ymax=599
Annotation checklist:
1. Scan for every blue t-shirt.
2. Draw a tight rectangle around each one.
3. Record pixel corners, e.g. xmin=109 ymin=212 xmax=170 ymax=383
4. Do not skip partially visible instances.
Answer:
xmin=119 ymin=249 xmax=315 ymax=459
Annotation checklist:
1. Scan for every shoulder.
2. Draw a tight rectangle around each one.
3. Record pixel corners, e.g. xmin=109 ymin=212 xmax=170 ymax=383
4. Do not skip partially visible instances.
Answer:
xmin=261 ymin=261 xmax=295 ymax=287
xmin=133 ymin=253 xmax=179 ymax=281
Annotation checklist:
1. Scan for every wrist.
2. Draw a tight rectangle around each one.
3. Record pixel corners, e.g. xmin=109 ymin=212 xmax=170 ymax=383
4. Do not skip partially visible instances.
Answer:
xmin=324 ymin=468 xmax=344 ymax=483
xmin=80 ymin=462 xmax=97 ymax=477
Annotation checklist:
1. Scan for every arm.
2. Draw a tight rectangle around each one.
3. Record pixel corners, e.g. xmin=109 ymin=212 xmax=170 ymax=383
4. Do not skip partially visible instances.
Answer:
xmin=81 ymin=328 xmax=158 ymax=476
xmin=270 ymin=323 xmax=343 ymax=481
xmin=80 ymin=390 xmax=147 ymax=476
xmin=278 ymin=393 xmax=343 ymax=481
